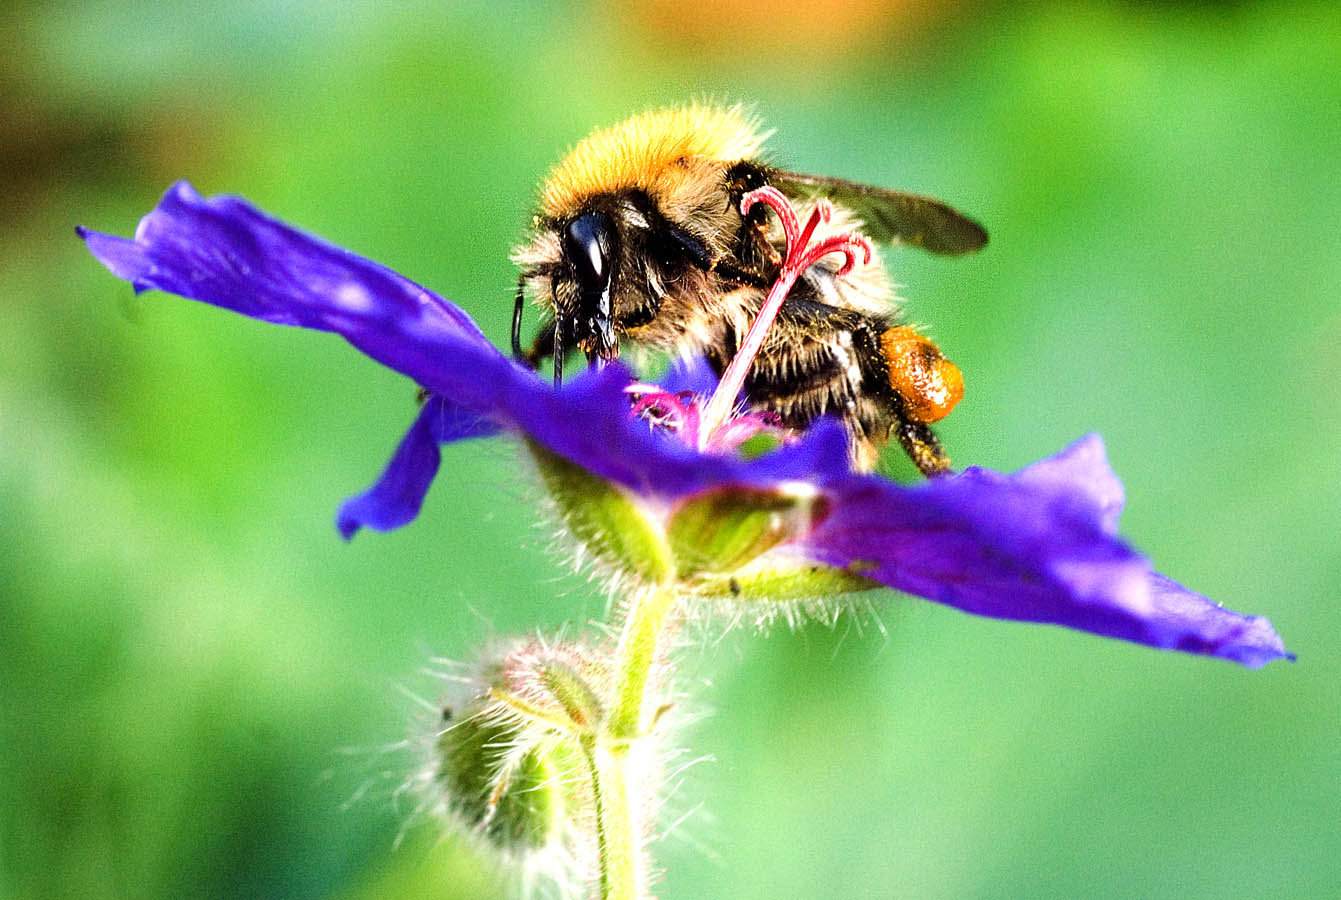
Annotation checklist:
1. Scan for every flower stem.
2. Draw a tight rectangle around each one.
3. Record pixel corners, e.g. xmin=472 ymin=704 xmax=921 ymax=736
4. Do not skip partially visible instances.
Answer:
xmin=582 ymin=736 xmax=639 ymax=900
xmin=581 ymin=585 xmax=678 ymax=900
xmin=608 ymin=586 xmax=677 ymax=741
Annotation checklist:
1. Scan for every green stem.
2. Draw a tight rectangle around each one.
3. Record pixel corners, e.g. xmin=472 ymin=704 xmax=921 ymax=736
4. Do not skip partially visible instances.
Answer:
xmin=582 ymin=737 xmax=638 ymax=900
xmin=580 ymin=585 xmax=678 ymax=899
xmin=607 ymin=586 xmax=677 ymax=741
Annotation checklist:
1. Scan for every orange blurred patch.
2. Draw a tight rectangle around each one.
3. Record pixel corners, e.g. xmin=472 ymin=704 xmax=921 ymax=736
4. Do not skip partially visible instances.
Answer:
xmin=622 ymin=0 xmax=940 ymax=56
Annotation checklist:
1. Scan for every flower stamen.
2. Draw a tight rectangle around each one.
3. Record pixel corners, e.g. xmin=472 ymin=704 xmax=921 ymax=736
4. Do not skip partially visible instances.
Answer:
xmin=697 ymin=187 xmax=873 ymax=448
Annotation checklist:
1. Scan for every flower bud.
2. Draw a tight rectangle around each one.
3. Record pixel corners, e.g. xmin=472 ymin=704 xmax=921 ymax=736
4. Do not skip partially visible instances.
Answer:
xmin=436 ymin=698 xmax=581 ymax=851
xmin=429 ymin=640 xmax=607 ymax=863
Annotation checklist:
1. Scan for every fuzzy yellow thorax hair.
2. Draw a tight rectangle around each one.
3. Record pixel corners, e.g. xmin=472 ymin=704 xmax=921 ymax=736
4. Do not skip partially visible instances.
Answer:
xmin=540 ymin=105 xmax=768 ymax=217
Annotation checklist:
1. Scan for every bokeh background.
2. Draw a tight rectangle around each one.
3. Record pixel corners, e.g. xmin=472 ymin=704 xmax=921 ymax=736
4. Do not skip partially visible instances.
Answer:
xmin=3 ymin=1 xmax=1337 ymax=898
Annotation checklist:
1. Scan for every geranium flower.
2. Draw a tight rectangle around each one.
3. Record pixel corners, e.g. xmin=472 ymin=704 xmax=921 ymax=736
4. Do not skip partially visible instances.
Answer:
xmin=78 ymin=182 xmax=1292 ymax=668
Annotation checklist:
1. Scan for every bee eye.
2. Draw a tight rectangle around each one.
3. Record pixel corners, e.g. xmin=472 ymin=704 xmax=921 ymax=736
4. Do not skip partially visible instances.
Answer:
xmin=563 ymin=213 xmax=613 ymax=292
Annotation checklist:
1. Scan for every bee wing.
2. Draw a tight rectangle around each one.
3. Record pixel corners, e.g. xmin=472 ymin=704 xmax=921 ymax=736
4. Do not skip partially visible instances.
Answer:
xmin=771 ymin=171 xmax=988 ymax=255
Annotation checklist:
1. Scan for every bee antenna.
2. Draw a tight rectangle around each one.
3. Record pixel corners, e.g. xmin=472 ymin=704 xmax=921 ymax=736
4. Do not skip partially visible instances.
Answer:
xmin=551 ymin=276 xmax=564 ymax=386
xmin=510 ymin=274 xmax=527 ymax=361
xmin=553 ymin=320 xmax=564 ymax=385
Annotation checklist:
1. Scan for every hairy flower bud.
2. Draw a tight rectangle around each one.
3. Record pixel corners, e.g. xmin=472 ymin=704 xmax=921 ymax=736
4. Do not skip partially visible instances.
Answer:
xmin=425 ymin=639 xmax=618 ymax=888
xmin=421 ymin=630 xmax=679 ymax=897
xmin=436 ymin=700 xmax=580 ymax=852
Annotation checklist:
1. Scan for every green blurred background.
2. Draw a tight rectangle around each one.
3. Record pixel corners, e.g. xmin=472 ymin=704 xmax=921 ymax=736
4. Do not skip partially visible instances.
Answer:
xmin=3 ymin=1 xmax=1337 ymax=897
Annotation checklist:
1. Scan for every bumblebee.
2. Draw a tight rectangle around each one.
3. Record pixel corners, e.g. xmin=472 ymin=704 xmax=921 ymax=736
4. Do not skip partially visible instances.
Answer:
xmin=511 ymin=105 xmax=987 ymax=475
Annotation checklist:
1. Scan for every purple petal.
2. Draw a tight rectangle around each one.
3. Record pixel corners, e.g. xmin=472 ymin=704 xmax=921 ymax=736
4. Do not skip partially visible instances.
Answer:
xmin=78 ymin=182 xmax=521 ymax=420
xmin=491 ymin=365 xmax=854 ymax=499
xmin=79 ymin=182 xmax=485 ymax=342
xmin=659 ymin=354 xmax=722 ymax=395
xmin=799 ymin=437 xmax=1293 ymax=667
xmin=1008 ymin=432 xmax=1126 ymax=534
xmin=337 ymin=394 xmax=500 ymax=539
xmin=1143 ymin=573 xmax=1293 ymax=668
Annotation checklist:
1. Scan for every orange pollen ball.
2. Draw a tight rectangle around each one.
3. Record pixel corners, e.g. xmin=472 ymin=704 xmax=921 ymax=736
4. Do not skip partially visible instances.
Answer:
xmin=879 ymin=326 xmax=964 ymax=424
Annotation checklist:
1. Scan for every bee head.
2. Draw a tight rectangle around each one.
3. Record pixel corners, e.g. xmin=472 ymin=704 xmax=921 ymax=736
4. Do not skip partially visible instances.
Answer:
xmin=560 ymin=211 xmax=619 ymax=362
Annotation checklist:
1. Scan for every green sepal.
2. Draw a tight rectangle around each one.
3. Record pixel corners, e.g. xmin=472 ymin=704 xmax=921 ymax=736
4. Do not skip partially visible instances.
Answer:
xmin=435 ymin=703 xmax=583 ymax=851
xmin=666 ymin=483 xmax=830 ymax=579
xmin=689 ymin=559 xmax=881 ymax=604
xmin=537 ymin=658 xmax=606 ymax=731
xmin=528 ymin=442 xmax=673 ymax=584
xmin=736 ymin=431 xmax=785 ymax=459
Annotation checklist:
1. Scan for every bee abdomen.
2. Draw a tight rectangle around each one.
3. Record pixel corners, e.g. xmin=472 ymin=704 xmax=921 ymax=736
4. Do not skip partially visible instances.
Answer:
xmin=745 ymin=346 xmax=849 ymax=408
xmin=738 ymin=301 xmax=869 ymax=430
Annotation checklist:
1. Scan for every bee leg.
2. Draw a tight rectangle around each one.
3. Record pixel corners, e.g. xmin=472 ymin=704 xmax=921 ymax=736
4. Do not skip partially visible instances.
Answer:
xmin=662 ymin=224 xmax=770 ymax=289
xmin=712 ymin=259 xmax=771 ymax=290
xmin=747 ymin=218 xmax=782 ymax=268
xmin=521 ymin=319 xmax=556 ymax=370
xmin=510 ymin=274 xmax=527 ymax=360
xmin=552 ymin=317 xmax=564 ymax=386
xmin=894 ymin=420 xmax=953 ymax=478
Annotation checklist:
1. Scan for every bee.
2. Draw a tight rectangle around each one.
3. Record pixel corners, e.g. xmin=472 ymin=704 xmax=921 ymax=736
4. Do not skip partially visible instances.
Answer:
xmin=511 ymin=104 xmax=987 ymax=475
